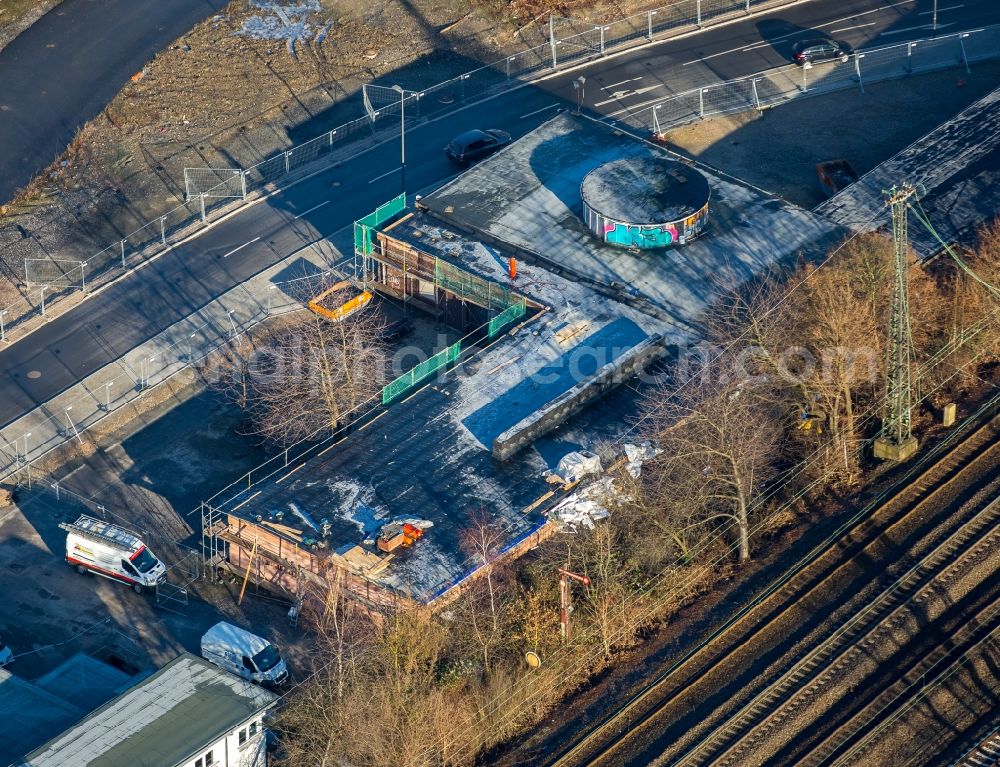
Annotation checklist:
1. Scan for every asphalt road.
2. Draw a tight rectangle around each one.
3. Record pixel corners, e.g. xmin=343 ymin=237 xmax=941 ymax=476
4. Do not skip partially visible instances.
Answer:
xmin=1 ymin=0 xmax=997 ymax=430
xmin=0 ymin=0 xmax=228 ymax=205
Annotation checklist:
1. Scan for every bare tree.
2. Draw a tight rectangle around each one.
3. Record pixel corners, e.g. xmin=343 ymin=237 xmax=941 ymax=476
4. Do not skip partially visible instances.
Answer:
xmin=223 ymin=287 xmax=386 ymax=445
xmin=643 ymin=357 xmax=783 ymax=562
xmin=783 ymin=259 xmax=882 ymax=480
xmin=578 ymin=521 xmax=632 ymax=658
xmin=708 ymin=238 xmax=889 ymax=481
xmin=459 ymin=511 xmax=510 ymax=674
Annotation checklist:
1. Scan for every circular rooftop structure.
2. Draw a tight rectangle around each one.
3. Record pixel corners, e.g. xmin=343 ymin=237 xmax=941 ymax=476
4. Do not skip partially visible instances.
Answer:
xmin=580 ymin=156 xmax=710 ymax=250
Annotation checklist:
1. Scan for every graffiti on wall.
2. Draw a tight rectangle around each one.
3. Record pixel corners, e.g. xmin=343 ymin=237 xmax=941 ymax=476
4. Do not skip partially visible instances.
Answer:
xmin=587 ymin=202 xmax=710 ymax=250
xmin=603 ymin=221 xmax=679 ymax=248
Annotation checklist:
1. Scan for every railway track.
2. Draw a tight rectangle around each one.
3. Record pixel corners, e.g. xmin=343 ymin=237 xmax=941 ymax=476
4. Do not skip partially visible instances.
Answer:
xmin=671 ymin=494 xmax=1000 ymax=766
xmin=818 ymin=604 xmax=1000 ymax=766
xmin=545 ymin=396 xmax=1000 ymax=767
xmin=950 ymin=727 xmax=1000 ymax=767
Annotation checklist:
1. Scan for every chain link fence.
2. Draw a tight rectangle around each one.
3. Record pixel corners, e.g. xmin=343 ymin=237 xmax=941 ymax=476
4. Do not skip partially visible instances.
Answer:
xmin=0 ymin=0 xmax=806 ymax=341
xmin=5 ymin=0 xmax=997 ymax=352
xmin=0 ymin=267 xmax=337 ymax=485
xmin=636 ymin=26 xmax=999 ymax=135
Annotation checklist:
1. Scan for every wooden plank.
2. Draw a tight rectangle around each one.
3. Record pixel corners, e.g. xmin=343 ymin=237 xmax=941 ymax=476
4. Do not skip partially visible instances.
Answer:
xmin=522 ymin=490 xmax=554 ymax=514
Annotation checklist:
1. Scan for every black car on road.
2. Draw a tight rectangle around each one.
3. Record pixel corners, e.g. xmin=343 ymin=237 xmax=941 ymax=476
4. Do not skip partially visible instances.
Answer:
xmin=792 ymin=38 xmax=852 ymax=65
xmin=445 ymin=129 xmax=512 ymax=166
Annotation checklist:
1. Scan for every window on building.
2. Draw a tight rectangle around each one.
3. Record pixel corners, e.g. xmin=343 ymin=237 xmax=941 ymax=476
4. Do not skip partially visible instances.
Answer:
xmin=205 ymin=750 xmax=215 ymax=765
xmin=238 ymin=727 xmax=247 ymax=746
xmin=249 ymin=720 xmax=258 ymax=737
xmin=195 ymin=760 xmax=202 ymax=767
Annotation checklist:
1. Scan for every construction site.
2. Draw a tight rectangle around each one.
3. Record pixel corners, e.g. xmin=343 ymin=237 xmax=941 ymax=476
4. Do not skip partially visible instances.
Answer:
xmin=198 ymin=111 xmax=852 ymax=612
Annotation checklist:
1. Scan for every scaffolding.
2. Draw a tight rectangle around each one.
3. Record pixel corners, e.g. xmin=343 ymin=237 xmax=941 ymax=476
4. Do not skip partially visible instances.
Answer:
xmin=200 ymin=502 xmax=228 ymax=582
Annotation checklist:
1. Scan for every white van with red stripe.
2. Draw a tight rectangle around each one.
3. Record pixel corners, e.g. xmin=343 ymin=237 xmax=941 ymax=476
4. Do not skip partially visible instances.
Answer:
xmin=59 ymin=515 xmax=166 ymax=593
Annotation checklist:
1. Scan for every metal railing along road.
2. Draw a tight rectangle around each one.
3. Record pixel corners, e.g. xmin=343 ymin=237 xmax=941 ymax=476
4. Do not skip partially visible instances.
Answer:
xmin=0 ymin=268 xmax=335 ymax=484
xmin=1 ymin=0 xmax=810 ymax=343
xmin=633 ymin=25 xmax=1000 ymax=134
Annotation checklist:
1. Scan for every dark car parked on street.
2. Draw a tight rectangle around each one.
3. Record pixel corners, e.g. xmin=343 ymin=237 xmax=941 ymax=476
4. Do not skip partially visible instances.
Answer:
xmin=792 ymin=38 xmax=853 ymax=65
xmin=445 ymin=129 xmax=512 ymax=166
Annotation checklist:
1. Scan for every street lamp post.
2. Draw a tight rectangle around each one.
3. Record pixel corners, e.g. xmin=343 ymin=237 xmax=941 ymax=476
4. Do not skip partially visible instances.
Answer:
xmin=0 ymin=309 xmax=7 ymax=342
xmin=932 ymin=0 xmax=938 ymax=32
xmin=391 ymin=84 xmax=407 ymax=194
xmin=103 ymin=380 xmax=114 ymax=411
xmin=573 ymin=76 xmax=586 ymax=115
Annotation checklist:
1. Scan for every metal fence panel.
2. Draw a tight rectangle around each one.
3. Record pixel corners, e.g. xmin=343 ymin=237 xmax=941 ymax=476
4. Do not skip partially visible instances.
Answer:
xmin=637 ymin=27 xmax=1000 ymax=136
xmin=24 ymin=258 xmax=85 ymax=288
xmin=382 ymin=341 xmax=462 ymax=403
xmin=183 ymin=167 xmax=243 ymax=200
xmin=363 ymin=84 xmax=422 ymax=119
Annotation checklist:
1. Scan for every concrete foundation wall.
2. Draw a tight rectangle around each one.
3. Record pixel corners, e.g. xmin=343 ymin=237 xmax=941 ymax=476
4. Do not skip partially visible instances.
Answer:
xmin=492 ymin=335 xmax=665 ymax=461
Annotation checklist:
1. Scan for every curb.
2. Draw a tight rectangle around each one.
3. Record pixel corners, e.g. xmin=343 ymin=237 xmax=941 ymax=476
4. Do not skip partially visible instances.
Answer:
xmin=0 ymin=0 xmax=819 ymax=349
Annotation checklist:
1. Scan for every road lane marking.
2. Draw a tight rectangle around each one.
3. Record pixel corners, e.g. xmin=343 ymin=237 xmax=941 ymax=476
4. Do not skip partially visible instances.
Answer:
xmin=595 ymin=83 xmax=666 ymax=107
xmin=600 ymin=76 xmax=643 ymax=90
xmin=879 ymin=22 xmax=954 ymax=34
xmin=682 ymin=0 xmax=915 ymax=65
xmin=222 ymin=236 xmax=260 ymax=258
xmin=606 ymin=94 xmax=677 ymax=117
xmin=829 ymin=22 xmax=878 ymax=33
xmin=520 ymin=103 xmax=560 ymax=119
xmin=368 ymin=167 xmax=400 ymax=184
xmin=293 ymin=200 xmax=330 ymax=219
xmin=919 ymin=4 xmax=963 ymax=13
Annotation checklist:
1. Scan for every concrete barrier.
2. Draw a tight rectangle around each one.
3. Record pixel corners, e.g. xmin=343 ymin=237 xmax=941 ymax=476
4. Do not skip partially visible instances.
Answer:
xmin=492 ymin=334 xmax=665 ymax=461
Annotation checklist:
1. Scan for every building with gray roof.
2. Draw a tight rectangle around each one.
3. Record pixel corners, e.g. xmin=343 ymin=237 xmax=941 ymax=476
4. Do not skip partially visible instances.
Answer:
xmin=16 ymin=653 xmax=277 ymax=767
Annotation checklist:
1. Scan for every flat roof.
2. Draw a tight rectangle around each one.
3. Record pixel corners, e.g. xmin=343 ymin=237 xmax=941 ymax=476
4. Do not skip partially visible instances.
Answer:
xmin=218 ymin=212 xmax=674 ymax=602
xmin=0 ymin=668 xmax=86 ymax=767
xmin=32 ymin=652 xmax=134 ymax=714
xmin=580 ymin=156 xmax=710 ymax=224
xmin=816 ymin=85 xmax=1000 ymax=257
xmin=21 ymin=653 xmax=277 ymax=767
xmin=419 ymin=112 xmax=844 ymax=327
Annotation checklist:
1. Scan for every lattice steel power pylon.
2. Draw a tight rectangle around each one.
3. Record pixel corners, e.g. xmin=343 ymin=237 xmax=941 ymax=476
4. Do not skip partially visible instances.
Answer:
xmin=874 ymin=183 xmax=919 ymax=461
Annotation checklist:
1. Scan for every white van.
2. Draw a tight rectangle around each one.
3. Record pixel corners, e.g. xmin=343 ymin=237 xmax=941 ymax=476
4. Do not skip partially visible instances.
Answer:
xmin=59 ymin=515 xmax=166 ymax=593
xmin=201 ymin=621 xmax=289 ymax=686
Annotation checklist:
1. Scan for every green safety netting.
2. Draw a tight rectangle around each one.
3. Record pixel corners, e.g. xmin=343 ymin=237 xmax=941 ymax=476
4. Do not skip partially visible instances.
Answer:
xmin=488 ymin=299 xmax=527 ymax=338
xmin=354 ymin=193 xmax=407 ymax=256
xmin=382 ymin=341 xmax=462 ymax=404
xmin=434 ymin=259 xmax=516 ymax=311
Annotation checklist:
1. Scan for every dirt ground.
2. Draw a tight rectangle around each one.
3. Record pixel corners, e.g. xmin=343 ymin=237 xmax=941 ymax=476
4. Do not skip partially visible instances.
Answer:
xmin=0 ymin=0 xmax=650 ymax=318
xmin=0 ymin=0 xmax=60 ymax=52
xmin=662 ymin=60 xmax=1000 ymax=209
xmin=0 ymin=380 xmax=300 ymax=682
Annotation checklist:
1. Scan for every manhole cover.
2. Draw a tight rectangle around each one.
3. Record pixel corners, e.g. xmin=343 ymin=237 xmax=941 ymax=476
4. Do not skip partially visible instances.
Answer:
xmin=26 ymin=370 xmax=41 ymax=379
xmin=438 ymin=92 xmax=456 ymax=104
